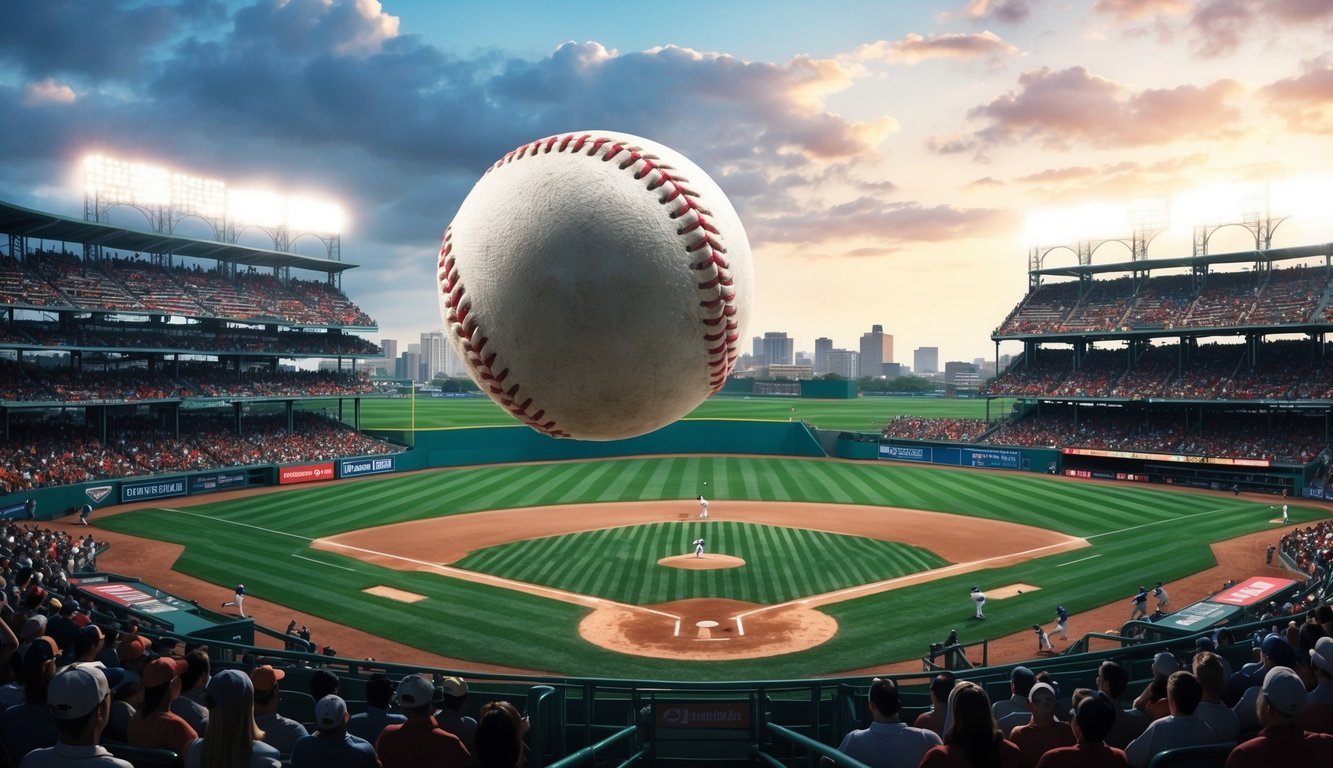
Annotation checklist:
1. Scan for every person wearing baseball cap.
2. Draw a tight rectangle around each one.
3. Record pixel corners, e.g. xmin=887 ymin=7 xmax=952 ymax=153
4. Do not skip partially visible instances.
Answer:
xmin=375 ymin=673 xmax=471 ymax=768
xmin=1234 ymin=634 xmax=1299 ymax=734
xmin=185 ymin=669 xmax=281 ymax=768
xmin=1010 ymin=680 xmax=1074 ymax=764
xmin=2 ymin=637 xmax=61 ymax=761
xmin=250 ymin=665 xmax=308 ymax=757
xmin=1300 ymin=635 xmax=1333 ymax=735
xmin=1226 ymin=666 xmax=1333 ymax=766
xmin=289 ymin=694 xmax=378 ymax=768
xmin=433 ymin=676 xmax=478 ymax=754
xmin=23 ymin=662 xmax=132 ymax=767
xmin=128 ymin=656 xmax=197 ymax=756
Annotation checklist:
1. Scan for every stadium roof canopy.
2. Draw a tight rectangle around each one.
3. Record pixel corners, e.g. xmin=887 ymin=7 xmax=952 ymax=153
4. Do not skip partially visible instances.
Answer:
xmin=1032 ymin=242 xmax=1333 ymax=278
xmin=0 ymin=199 xmax=358 ymax=274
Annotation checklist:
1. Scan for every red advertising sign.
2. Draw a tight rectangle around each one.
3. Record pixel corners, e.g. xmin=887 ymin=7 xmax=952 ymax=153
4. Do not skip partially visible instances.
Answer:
xmin=279 ymin=462 xmax=336 ymax=485
xmin=81 ymin=583 xmax=176 ymax=614
xmin=1207 ymin=577 xmax=1297 ymax=607
xmin=654 ymin=701 xmax=751 ymax=729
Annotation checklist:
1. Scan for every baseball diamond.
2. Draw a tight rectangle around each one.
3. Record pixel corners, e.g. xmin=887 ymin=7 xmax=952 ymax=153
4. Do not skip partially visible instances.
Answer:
xmin=94 ymin=453 xmax=1304 ymax=681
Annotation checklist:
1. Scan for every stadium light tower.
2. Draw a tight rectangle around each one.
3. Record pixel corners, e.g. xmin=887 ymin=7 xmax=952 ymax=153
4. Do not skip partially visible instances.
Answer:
xmin=1173 ymin=181 xmax=1297 ymax=257
xmin=1024 ymin=201 xmax=1164 ymax=290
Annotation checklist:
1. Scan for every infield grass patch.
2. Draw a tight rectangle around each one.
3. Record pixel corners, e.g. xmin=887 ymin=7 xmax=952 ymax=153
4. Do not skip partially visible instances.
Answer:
xmin=454 ymin=522 xmax=947 ymax=605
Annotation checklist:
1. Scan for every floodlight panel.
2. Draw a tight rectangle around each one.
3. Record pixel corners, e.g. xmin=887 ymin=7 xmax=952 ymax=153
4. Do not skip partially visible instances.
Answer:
xmin=227 ymin=188 xmax=286 ymax=229
xmin=287 ymin=196 xmax=345 ymax=234
xmin=130 ymin=163 xmax=172 ymax=207
xmin=172 ymin=173 xmax=227 ymax=219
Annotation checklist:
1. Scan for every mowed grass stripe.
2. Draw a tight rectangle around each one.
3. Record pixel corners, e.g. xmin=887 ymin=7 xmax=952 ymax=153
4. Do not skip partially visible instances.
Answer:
xmin=453 ymin=522 xmax=946 ymax=605
xmin=99 ymin=457 xmax=1302 ymax=680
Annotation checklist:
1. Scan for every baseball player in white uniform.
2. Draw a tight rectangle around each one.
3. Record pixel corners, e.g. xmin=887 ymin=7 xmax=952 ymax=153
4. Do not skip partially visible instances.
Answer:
xmin=1281 ymin=504 xmax=1288 ymax=524
xmin=222 ymin=584 xmax=246 ymax=617
xmin=697 ymin=495 xmax=709 ymax=519
xmin=693 ymin=538 xmax=705 ymax=558
xmin=971 ymin=586 xmax=986 ymax=620
xmin=1153 ymin=581 xmax=1169 ymax=611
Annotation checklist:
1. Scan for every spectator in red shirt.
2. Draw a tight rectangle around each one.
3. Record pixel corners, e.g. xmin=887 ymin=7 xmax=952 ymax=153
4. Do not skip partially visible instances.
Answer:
xmin=375 ymin=674 xmax=470 ymax=768
xmin=1036 ymin=693 xmax=1127 ymax=768
xmin=1227 ymin=666 xmax=1333 ymax=767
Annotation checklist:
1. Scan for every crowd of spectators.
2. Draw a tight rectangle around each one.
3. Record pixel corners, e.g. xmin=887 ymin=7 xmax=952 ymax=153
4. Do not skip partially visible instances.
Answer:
xmin=1 ymin=319 xmax=379 ymax=356
xmin=982 ymin=409 xmax=1325 ymax=463
xmin=995 ymin=265 xmax=1331 ymax=336
xmin=984 ymin=340 xmax=1332 ymax=401
xmin=0 ymin=360 xmax=376 ymax=403
xmin=1280 ymin=519 xmax=1333 ymax=581
xmin=881 ymin=416 xmax=993 ymax=442
xmin=2 ymin=250 xmax=375 ymax=328
xmin=0 ymin=413 xmax=401 ymax=494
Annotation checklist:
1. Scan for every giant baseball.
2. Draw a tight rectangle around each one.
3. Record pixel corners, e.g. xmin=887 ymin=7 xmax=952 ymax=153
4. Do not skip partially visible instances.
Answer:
xmin=437 ymin=131 xmax=753 ymax=441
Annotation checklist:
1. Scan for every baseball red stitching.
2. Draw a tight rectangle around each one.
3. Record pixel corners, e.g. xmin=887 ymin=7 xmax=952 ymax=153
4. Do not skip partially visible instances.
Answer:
xmin=439 ymin=133 xmax=741 ymax=437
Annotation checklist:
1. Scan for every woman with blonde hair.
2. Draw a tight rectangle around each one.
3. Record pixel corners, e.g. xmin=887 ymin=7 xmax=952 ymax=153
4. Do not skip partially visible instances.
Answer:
xmin=921 ymin=680 xmax=1022 ymax=768
xmin=474 ymin=700 xmax=529 ymax=768
xmin=184 ymin=669 xmax=280 ymax=768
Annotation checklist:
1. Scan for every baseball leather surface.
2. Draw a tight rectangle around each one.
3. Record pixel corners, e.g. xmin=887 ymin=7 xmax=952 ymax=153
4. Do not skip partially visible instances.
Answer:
xmin=438 ymin=131 xmax=753 ymax=440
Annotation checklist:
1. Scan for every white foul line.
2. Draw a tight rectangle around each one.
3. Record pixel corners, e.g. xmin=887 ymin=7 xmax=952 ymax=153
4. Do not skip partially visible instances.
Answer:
xmin=164 ymin=507 xmax=680 ymax=622
xmin=292 ymin=554 xmax=356 ymax=572
xmin=1056 ymin=554 xmax=1102 ymax=568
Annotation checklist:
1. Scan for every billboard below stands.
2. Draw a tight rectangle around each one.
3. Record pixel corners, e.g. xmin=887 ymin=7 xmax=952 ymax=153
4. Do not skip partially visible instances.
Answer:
xmin=339 ymin=455 xmax=396 ymax=478
xmin=1205 ymin=576 xmax=1298 ymax=607
xmin=120 ymin=477 xmax=188 ymax=503
xmin=879 ymin=443 xmax=1022 ymax=469
xmin=189 ymin=470 xmax=247 ymax=495
xmin=1063 ymin=447 xmax=1271 ymax=468
xmin=279 ymin=462 xmax=336 ymax=485
xmin=1152 ymin=601 xmax=1242 ymax=635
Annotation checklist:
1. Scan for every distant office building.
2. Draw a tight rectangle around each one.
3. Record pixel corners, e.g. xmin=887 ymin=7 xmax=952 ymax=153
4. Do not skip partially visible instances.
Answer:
xmin=914 ymin=346 xmax=939 ymax=374
xmin=859 ymin=324 xmax=893 ymax=378
xmin=762 ymin=332 xmax=794 ymax=367
xmin=882 ymin=362 xmax=908 ymax=379
xmin=751 ymin=336 xmax=765 ymax=366
xmin=944 ymin=361 xmax=980 ymax=387
xmin=421 ymin=331 xmax=450 ymax=380
xmin=814 ymin=337 xmax=833 ymax=375
xmin=827 ymin=349 xmax=859 ymax=379
xmin=795 ymin=352 xmax=812 ymax=368
xmin=397 ymin=351 xmax=422 ymax=382
xmin=380 ymin=338 xmax=398 ymax=363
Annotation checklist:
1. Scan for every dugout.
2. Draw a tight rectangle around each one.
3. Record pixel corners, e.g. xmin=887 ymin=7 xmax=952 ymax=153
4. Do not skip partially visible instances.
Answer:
xmin=1060 ymin=450 xmax=1304 ymax=496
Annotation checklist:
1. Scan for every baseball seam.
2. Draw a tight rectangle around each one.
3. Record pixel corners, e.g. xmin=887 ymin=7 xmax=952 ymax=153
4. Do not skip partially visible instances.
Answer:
xmin=438 ymin=133 xmax=741 ymax=437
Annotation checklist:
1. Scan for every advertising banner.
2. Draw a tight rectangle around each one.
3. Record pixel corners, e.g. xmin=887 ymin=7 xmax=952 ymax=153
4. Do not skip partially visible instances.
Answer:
xmin=339 ymin=455 xmax=397 ymax=478
xmin=189 ymin=470 xmax=248 ymax=495
xmin=879 ymin=444 xmax=929 ymax=462
xmin=120 ymin=477 xmax=188 ymax=503
xmin=654 ymin=701 xmax=751 ymax=729
xmin=0 ymin=502 xmax=28 ymax=521
xmin=279 ymin=463 xmax=336 ymax=485
xmin=80 ymin=582 xmax=194 ymax=615
xmin=964 ymin=447 xmax=1019 ymax=469
xmin=1207 ymin=577 xmax=1297 ymax=607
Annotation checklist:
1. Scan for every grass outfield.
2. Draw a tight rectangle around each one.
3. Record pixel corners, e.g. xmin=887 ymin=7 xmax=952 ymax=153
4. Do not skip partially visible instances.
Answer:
xmin=303 ymin=394 xmax=1016 ymax=432
xmin=95 ymin=456 xmax=1302 ymax=681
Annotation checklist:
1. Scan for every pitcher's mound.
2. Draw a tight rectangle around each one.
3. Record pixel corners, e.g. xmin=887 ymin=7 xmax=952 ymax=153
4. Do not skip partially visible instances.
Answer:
xmin=658 ymin=554 xmax=746 ymax=570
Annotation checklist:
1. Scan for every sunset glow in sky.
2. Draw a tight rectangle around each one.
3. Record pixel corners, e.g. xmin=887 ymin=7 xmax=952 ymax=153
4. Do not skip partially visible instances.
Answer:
xmin=2 ymin=0 xmax=1332 ymax=365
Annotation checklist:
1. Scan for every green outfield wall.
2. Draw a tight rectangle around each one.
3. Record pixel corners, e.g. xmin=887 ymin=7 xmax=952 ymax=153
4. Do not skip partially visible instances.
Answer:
xmin=374 ymin=419 xmax=826 ymax=468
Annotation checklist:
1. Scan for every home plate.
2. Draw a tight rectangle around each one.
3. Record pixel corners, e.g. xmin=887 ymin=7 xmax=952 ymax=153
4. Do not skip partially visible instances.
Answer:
xmin=988 ymin=584 xmax=1039 ymax=599
xmin=363 ymin=586 xmax=427 ymax=603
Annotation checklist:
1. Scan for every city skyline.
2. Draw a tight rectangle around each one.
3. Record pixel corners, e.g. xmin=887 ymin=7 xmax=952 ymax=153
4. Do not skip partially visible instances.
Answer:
xmin=2 ymin=2 xmax=1332 ymax=365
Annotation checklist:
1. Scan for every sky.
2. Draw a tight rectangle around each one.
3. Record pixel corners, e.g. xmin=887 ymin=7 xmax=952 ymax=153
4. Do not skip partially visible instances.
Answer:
xmin=2 ymin=0 xmax=1333 ymax=366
